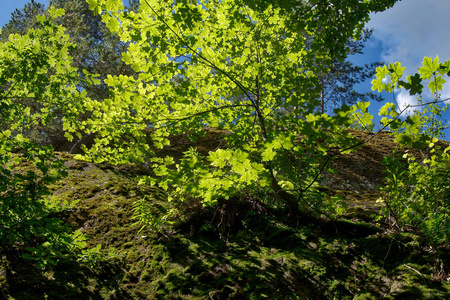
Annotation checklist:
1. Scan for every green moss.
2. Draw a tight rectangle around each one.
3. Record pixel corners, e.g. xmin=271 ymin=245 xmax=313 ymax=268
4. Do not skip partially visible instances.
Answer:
xmin=2 ymin=151 xmax=450 ymax=299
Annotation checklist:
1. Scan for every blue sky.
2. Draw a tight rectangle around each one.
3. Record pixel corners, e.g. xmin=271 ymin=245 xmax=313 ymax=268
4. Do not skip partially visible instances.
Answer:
xmin=0 ymin=1 xmax=49 ymax=25
xmin=351 ymin=0 xmax=450 ymax=139
xmin=2 ymin=0 xmax=450 ymax=139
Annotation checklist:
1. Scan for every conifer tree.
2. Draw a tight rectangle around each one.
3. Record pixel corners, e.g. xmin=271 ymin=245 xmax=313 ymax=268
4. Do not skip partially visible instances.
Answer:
xmin=1 ymin=0 xmax=138 ymax=150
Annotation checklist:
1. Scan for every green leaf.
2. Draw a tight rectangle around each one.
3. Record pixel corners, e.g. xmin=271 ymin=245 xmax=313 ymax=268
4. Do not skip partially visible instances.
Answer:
xmin=371 ymin=66 xmax=390 ymax=92
xmin=262 ymin=147 xmax=276 ymax=162
xmin=378 ymin=102 xmax=397 ymax=117
xmin=356 ymin=101 xmax=370 ymax=112
xmin=400 ymin=73 xmax=423 ymax=95
xmin=2 ymin=130 xmax=11 ymax=138
xmin=395 ymin=133 xmax=412 ymax=145
xmin=428 ymin=76 xmax=446 ymax=94
xmin=419 ymin=56 xmax=440 ymax=79
xmin=388 ymin=62 xmax=406 ymax=83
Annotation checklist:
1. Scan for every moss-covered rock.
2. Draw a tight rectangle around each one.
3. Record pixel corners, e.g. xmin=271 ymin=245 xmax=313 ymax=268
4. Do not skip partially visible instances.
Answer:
xmin=1 ymin=132 xmax=450 ymax=299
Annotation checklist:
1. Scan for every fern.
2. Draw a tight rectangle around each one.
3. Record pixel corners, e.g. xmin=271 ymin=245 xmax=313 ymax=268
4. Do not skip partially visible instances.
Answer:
xmin=131 ymin=194 xmax=178 ymax=234
xmin=131 ymin=196 xmax=157 ymax=233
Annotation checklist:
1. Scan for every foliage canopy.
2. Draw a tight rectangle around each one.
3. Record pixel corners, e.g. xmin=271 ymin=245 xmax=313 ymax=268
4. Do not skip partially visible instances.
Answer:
xmin=79 ymin=0 xmax=397 ymax=216
xmin=0 ymin=8 xmax=88 ymax=267
xmin=1 ymin=0 xmax=138 ymax=150
xmin=3 ymin=0 xmax=450 ymax=271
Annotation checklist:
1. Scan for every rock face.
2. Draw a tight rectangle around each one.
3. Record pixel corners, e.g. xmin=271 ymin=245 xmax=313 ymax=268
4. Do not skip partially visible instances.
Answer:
xmin=1 ymin=131 xmax=450 ymax=299
xmin=323 ymin=130 xmax=396 ymax=191
xmin=161 ymin=128 xmax=401 ymax=191
xmin=62 ymin=127 xmax=435 ymax=192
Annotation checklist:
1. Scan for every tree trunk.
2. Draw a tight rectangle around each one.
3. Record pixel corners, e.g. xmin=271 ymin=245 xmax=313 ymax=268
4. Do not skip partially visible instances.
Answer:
xmin=320 ymin=77 xmax=324 ymax=114
xmin=69 ymin=132 xmax=96 ymax=154
xmin=270 ymin=173 xmax=300 ymax=216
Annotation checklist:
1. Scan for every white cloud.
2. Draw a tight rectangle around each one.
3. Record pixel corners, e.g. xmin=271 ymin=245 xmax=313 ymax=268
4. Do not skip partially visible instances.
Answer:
xmin=441 ymin=82 xmax=450 ymax=100
xmin=396 ymin=89 xmax=418 ymax=116
xmin=368 ymin=0 xmax=450 ymax=76
xmin=367 ymin=0 xmax=450 ymax=115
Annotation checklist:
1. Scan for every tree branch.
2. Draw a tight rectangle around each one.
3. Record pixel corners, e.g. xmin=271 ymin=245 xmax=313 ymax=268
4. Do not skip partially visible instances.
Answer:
xmin=301 ymin=98 xmax=450 ymax=194
xmin=142 ymin=0 xmax=257 ymax=108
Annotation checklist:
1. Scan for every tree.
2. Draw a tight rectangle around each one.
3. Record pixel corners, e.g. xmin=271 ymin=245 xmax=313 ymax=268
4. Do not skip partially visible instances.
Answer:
xmin=0 ymin=0 xmax=45 ymax=38
xmin=1 ymin=0 xmax=138 ymax=151
xmin=48 ymin=0 xmax=139 ymax=153
xmin=0 ymin=7 xmax=88 ymax=267
xmin=271 ymin=28 xmax=384 ymax=117
xmin=48 ymin=0 xmax=139 ymax=100
xmin=372 ymin=57 xmax=450 ymax=245
xmin=318 ymin=29 xmax=384 ymax=114
xmin=78 ymin=0 xmax=399 ymax=217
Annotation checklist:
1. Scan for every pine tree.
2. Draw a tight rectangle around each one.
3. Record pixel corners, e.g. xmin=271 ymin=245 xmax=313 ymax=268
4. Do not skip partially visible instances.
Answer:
xmin=319 ymin=29 xmax=384 ymax=114
xmin=0 ymin=0 xmax=45 ymax=38
xmin=1 ymin=0 xmax=138 ymax=150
